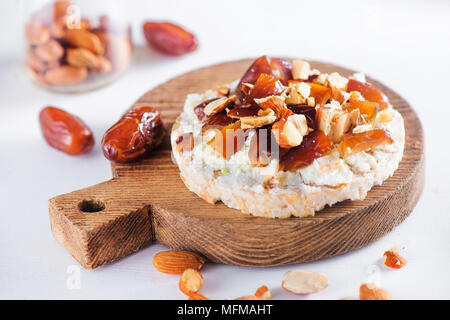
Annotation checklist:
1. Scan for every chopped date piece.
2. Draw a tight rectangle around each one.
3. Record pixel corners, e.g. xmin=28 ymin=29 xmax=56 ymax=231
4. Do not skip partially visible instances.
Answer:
xmin=101 ymin=106 xmax=166 ymax=163
xmin=248 ymin=74 xmax=285 ymax=101
xmin=237 ymin=56 xmax=292 ymax=100
xmin=343 ymin=99 xmax=378 ymax=121
xmin=143 ymin=21 xmax=198 ymax=56
xmin=280 ymin=131 xmax=334 ymax=171
xmin=208 ymin=121 xmax=247 ymax=160
xmin=194 ymin=98 xmax=219 ymax=122
xmin=308 ymin=83 xmax=331 ymax=105
xmin=347 ymin=79 xmax=389 ymax=111
xmin=270 ymin=58 xmax=293 ymax=84
xmin=227 ymin=104 xmax=260 ymax=118
xmin=39 ymin=106 xmax=94 ymax=155
xmin=201 ymin=111 xmax=234 ymax=133
xmin=288 ymin=105 xmax=316 ymax=127
xmin=248 ymin=126 xmax=277 ymax=167
xmin=176 ymin=132 xmax=194 ymax=153
xmin=339 ymin=129 xmax=393 ymax=156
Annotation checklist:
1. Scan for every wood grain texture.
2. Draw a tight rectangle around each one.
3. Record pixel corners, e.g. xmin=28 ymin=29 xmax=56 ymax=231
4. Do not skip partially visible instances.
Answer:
xmin=49 ymin=58 xmax=424 ymax=269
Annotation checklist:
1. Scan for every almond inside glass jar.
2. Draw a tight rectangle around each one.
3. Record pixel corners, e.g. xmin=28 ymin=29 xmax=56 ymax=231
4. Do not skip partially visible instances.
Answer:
xmin=24 ymin=0 xmax=133 ymax=93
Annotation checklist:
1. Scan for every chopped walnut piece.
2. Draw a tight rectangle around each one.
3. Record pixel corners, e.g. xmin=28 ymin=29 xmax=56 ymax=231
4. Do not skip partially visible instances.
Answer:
xmin=291 ymin=59 xmax=310 ymax=80
xmin=204 ymin=95 xmax=236 ymax=117
xmin=240 ymin=109 xmax=277 ymax=129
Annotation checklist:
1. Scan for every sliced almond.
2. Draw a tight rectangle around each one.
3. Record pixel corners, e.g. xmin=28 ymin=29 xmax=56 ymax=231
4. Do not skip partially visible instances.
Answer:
xmin=327 ymin=72 xmax=348 ymax=90
xmin=66 ymin=29 xmax=104 ymax=55
xmin=152 ymin=250 xmax=205 ymax=274
xmin=66 ymin=48 xmax=100 ymax=68
xmin=241 ymin=82 xmax=254 ymax=97
xmin=44 ymin=66 xmax=88 ymax=85
xmin=204 ymin=96 xmax=236 ymax=117
xmin=240 ymin=109 xmax=277 ymax=129
xmin=254 ymin=95 xmax=285 ymax=114
xmin=331 ymin=86 xmax=351 ymax=105
xmin=282 ymin=270 xmax=328 ymax=294
xmin=179 ymin=268 xmax=204 ymax=296
xmin=216 ymin=86 xmax=230 ymax=96
xmin=272 ymin=114 xmax=308 ymax=148
xmin=292 ymin=59 xmax=310 ymax=80
xmin=360 ymin=283 xmax=393 ymax=300
xmin=35 ymin=40 xmax=64 ymax=62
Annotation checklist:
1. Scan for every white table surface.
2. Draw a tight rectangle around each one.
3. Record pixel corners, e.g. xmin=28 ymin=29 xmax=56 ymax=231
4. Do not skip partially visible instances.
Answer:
xmin=1 ymin=0 xmax=449 ymax=300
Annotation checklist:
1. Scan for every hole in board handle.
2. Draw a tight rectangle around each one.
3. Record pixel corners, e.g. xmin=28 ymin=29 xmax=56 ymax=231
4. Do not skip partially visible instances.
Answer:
xmin=79 ymin=200 xmax=105 ymax=213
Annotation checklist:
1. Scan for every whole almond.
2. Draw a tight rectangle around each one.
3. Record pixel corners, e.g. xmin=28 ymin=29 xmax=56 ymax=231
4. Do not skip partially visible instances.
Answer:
xmin=66 ymin=29 xmax=104 ymax=55
xmin=97 ymin=32 xmax=132 ymax=71
xmin=44 ymin=65 xmax=88 ymax=85
xmin=95 ymin=56 xmax=113 ymax=74
xmin=49 ymin=19 xmax=67 ymax=39
xmin=35 ymin=40 xmax=64 ymax=62
xmin=360 ymin=283 xmax=393 ymax=300
xmin=26 ymin=49 xmax=47 ymax=73
xmin=66 ymin=48 xmax=100 ymax=68
xmin=282 ymin=270 xmax=328 ymax=294
xmin=153 ymin=250 xmax=205 ymax=274
xmin=25 ymin=22 xmax=50 ymax=45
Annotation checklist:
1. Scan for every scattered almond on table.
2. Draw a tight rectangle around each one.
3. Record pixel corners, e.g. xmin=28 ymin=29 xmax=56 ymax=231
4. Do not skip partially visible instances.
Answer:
xmin=359 ymin=283 xmax=393 ymax=300
xmin=179 ymin=268 xmax=204 ymax=296
xmin=281 ymin=270 xmax=329 ymax=295
xmin=152 ymin=250 xmax=205 ymax=274
xmin=383 ymin=247 xmax=407 ymax=269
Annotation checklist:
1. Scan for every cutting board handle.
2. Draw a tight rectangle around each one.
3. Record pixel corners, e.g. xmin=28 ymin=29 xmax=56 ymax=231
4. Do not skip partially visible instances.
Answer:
xmin=48 ymin=179 xmax=153 ymax=269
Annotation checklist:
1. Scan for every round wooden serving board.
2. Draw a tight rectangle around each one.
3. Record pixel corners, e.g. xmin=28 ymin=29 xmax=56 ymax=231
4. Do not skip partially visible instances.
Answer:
xmin=49 ymin=58 xmax=424 ymax=269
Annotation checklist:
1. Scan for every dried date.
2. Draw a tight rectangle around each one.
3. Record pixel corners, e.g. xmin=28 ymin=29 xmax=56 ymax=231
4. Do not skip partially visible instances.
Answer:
xmin=39 ymin=106 xmax=94 ymax=155
xmin=101 ymin=106 xmax=166 ymax=163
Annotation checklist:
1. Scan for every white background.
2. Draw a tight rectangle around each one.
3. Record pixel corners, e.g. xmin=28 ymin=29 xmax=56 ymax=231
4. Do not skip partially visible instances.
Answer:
xmin=0 ymin=0 xmax=449 ymax=300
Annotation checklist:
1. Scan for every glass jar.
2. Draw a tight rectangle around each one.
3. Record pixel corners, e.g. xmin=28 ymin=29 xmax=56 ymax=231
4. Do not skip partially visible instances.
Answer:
xmin=22 ymin=0 xmax=133 ymax=93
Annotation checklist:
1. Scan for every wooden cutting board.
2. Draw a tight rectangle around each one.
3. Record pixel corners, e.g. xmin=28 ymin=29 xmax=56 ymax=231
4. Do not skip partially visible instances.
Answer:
xmin=49 ymin=58 xmax=424 ymax=269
